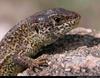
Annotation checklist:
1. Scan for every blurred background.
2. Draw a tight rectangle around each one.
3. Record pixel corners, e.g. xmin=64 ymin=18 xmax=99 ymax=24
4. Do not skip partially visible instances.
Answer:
xmin=0 ymin=0 xmax=100 ymax=40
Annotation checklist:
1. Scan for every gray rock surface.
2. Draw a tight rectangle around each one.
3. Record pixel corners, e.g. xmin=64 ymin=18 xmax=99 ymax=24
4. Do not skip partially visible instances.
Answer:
xmin=18 ymin=27 xmax=100 ymax=76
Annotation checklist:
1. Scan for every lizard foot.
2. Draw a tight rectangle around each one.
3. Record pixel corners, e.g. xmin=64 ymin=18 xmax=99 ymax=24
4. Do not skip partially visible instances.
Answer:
xmin=31 ymin=57 xmax=48 ymax=69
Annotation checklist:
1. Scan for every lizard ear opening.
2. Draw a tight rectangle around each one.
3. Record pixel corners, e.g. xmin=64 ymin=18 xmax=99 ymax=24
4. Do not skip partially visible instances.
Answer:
xmin=35 ymin=25 xmax=39 ymax=33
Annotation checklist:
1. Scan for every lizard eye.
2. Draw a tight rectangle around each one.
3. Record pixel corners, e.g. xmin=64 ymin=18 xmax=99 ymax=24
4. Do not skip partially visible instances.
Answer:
xmin=54 ymin=17 xmax=61 ymax=23
xmin=50 ymin=15 xmax=64 ymax=25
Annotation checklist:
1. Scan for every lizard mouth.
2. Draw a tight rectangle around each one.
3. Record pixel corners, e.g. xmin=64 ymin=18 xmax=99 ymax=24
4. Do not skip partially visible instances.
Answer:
xmin=53 ymin=17 xmax=81 ymax=38
xmin=71 ymin=14 xmax=81 ymax=25
xmin=67 ymin=15 xmax=81 ymax=29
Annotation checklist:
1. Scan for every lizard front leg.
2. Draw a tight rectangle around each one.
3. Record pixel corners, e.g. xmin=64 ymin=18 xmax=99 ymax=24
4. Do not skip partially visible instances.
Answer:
xmin=12 ymin=51 xmax=47 ymax=71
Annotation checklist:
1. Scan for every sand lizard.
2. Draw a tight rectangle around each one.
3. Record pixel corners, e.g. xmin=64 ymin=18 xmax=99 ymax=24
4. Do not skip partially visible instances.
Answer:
xmin=0 ymin=8 xmax=81 ymax=76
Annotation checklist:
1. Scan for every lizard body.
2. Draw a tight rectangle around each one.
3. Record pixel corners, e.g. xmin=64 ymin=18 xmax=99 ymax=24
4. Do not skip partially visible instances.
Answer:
xmin=0 ymin=8 xmax=81 ymax=76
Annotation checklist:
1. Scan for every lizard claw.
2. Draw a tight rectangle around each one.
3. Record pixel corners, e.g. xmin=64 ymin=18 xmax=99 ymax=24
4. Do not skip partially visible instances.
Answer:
xmin=30 ymin=57 xmax=48 ymax=71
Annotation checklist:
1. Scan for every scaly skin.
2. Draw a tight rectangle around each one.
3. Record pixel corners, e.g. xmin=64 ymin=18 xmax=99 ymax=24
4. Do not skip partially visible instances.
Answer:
xmin=0 ymin=8 xmax=81 ymax=76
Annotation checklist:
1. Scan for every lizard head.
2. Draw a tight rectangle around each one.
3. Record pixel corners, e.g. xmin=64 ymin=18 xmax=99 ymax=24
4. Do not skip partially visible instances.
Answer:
xmin=33 ymin=8 xmax=81 ymax=38
xmin=47 ymin=8 xmax=81 ymax=37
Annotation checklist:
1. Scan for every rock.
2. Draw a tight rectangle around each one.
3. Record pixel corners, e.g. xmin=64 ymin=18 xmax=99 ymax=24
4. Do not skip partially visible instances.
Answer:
xmin=18 ymin=27 xmax=100 ymax=76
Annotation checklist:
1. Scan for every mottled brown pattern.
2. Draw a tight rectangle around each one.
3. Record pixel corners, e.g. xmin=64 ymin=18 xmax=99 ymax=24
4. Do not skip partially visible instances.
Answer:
xmin=0 ymin=8 xmax=80 ymax=76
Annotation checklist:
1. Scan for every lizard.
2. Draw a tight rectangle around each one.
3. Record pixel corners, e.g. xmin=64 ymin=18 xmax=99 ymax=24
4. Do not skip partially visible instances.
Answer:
xmin=0 ymin=8 xmax=81 ymax=76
